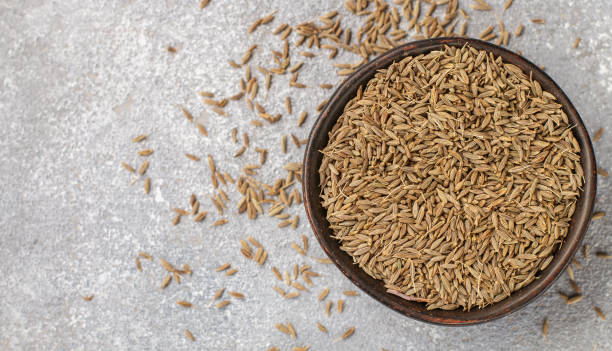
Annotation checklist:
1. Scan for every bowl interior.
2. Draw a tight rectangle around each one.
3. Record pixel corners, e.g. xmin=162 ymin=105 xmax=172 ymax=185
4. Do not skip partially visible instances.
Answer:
xmin=303 ymin=38 xmax=597 ymax=325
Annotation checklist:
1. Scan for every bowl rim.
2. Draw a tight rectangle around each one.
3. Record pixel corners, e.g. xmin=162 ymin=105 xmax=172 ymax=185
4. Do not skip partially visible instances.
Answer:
xmin=302 ymin=37 xmax=597 ymax=326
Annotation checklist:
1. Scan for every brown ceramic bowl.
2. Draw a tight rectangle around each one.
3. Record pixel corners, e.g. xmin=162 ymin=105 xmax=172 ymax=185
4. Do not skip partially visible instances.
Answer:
xmin=302 ymin=37 xmax=597 ymax=325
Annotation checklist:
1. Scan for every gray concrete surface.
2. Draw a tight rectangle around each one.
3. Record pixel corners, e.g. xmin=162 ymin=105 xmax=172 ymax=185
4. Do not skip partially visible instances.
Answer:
xmin=1 ymin=0 xmax=611 ymax=350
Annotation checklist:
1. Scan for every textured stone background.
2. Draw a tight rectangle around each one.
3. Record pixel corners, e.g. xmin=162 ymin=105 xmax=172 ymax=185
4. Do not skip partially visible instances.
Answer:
xmin=0 ymin=0 xmax=611 ymax=350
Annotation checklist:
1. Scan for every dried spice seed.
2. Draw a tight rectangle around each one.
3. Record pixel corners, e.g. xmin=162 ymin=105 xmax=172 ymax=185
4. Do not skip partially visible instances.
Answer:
xmin=515 ymin=24 xmax=524 ymax=37
xmin=595 ymin=252 xmax=611 ymax=259
xmin=185 ymin=153 xmax=200 ymax=161
xmin=138 ymin=149 xmax=154 ymax=156
xmin=210 ymin=288 xmax=225 ymax=304
xmin=569 ymin=280 xmax=581 ymax=294
xmin=566 ymin=295 xmax=583 ymax=305
xmin=185 ymin=329 xmax=195 ymax=342
xmin=531 ymin=18 xmax=546 ymax=24
xmin=212 ymin=219 xmax=229 ymax=227
xmin=132 ymin=134 xmax=148 ymax=143
xmin=542 ymin=318 xmax=549 ymax=338
xmin=177 ymin=300 xmax=192 ymax=308
xmin=138 ymin=252 xmax=152 ymax=260
xmin=343 ymin=291 xmax=358 ymax=297
xmin=228 ymin=291 xmax=245 ymax=299
xmin=337 ymin=299 xmax=344 ymax=313
xmin=316 ymin=322 xmax=327 ymax=333
xmin=122 ymin=162 xmax=135 ymax=173
xmin=597 ymin=168 xmax=609 ymax=177
xmin=161 ymin=275 xmax=172 ymax=289
xmin=215 ymin=263 xmax=231 ymax=272
xmin=592 ymin=212 xmax=606 ymax=220
xmin=593 ymin=128 xmax=603 ymax=142
xmin=286 ymin=322 xmax=297 ymax=338
xmin=82 ymin=295 xmax=94 ymax=301
xmin=167 ymin=46 xmax=177 ymax=53
xmin=573 ymin=37 xmax=581 ymax=49
xmin=216 ymin=300 xmax=231 ymax=309
xmin=336 ymin=327 xmax=355 ymax=341
xmin=325 ymin=301 xmax=332 ymax=316
xmin=225 ymin=268 xmax=238 ymax=276
xmin=320 ymin=45 xmax=584 ymax=311
xmin=593 ymin=306 xmax=606 ymax=320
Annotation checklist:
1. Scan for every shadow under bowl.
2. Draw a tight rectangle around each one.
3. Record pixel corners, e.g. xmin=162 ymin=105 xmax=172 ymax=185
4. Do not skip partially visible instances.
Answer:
xmin=302 ymin=37 xmax=597 ymax=325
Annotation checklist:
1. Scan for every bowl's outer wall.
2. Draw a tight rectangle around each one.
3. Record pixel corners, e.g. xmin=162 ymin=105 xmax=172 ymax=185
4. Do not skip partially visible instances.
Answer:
xmin=302 ymin=38 xmax=597 ymax=325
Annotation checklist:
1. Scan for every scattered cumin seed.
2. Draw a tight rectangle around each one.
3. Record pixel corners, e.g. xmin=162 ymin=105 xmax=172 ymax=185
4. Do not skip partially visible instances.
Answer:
xmin=595 ymin=252 xmax=611 ymax=259
xmin=216 ymin=300 xmax=231 ymax=309
xmin=285 ymin=292 xmax=300 ymax=299
xmin=185 ymin=329 xmax=195 ymax=342
xmin=138 ymin=252 xmax=152 ymax=260
xmin=566 ymin=295 xmax=583 ymax=305
xmin=531 ymin=18 xmax=546 ymax=24
xmin=215 ymin=263 xmax=231 ymax=272
xmin=336 ymin=327 xmax=355 ymax=341
xmin=212 ymin=219 xmax=228 ymax=226
xmin=569 ymin=280 xmax=581 ymax=294
xmin=337 ymin=299 xmax=344 ymax=313
xmin=275 ymin=323 xmax=290 ymax=335
xmin=172 ymin=215 xmax=181 ymax=225
xmin=121 ymin=162 xmax=135 ymax=173
xmin=515 ymin=24 xmax=524 ymax=37
xmin=135 ymin=257 xmax=143 ymax=272
xmin=315 ymin=257 xmax=332 ymax=264
xmin=199 ymin=0 xmax=209 ymax=9
xmin=592 ymin=212 xmax=606 ymax=220
xmin=272 ymin=267 xmax=283 ymax=281
xmin=161 ymin=275 xmax=172 ymax=289
xmin=228 ymin=291 xmax=244 ymax=299
xmin=573 ymin=37 xmax=581 ymax=49
xmin=469 ymin=0 xmax=491 ymax=11
xmin=597 ymin=168 xmax=608 ymax=177
xmin=194 ymin=211 xmax=207 ymax=222
xmin=177 ymin=300 xmax=192 ymax=308
xmin=82 ymin=295 xmax=94 ymax=301
xmin=138 ymin=149 xmax=153 ymax=156
xmin=504 ymin=0 xmax=513 ymax=10
xmin=286 ymin=322 xmax=297 ymax=338
xmin=185 ymin=153 xmax=200 ymax=161
xmin=225 ymin=268 xmax=238 ymax=276
xmin=542 ymin=318 xmax=549 ymax=338
xmin=593 ymin=128 xmax=603 ymax=142
xmin=167 ymin=46 xmax=177 ymax=53
xmin=593 ymin=306 xmax=606 ymax=320
xmin=325 ymin=301 xmax=332 ymax=316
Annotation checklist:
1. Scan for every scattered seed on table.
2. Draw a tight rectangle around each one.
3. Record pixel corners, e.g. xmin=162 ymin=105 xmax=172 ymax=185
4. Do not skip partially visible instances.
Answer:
xmin=82 ymin=295 xmax=94 ymax=301
xmin=185 ymin=153 xmax=200 ymax=161
xmin=216 ymin=300 xmax=231 ymax=309
xmin=215 ymin=263 xmax=231 ymax=272
xmin=573 ymin=37 xmax=581 ymax=48
xmin=515 ymin=24 xmax=524 ymax=36
xmin=285 ymin=292 xmax=300 ymax=299
xmin=566 ymin=295 xmax=583 ymax=305
xmin=272 ymin=286 xmax=285 ymax=297
xmin=504 ymin=0 xmax=513 ymax=10
xmin=569 ymin=280 xmax=581 ymax=294
xmin=210 ymin=288 xmax=225 ymax=305
xmin=199 ymin=0 xmax=209 ymax=9
xmin=168 ymin=46 xmax=177 ymax=53
xmin=225 ymin=268 xmax=238 ymax=276
xmin=338 ymin=299 xmax=344 ymax=313
xmin=212 ymin=219 xmax=228 ymax=226
xmin=172 ymin=214 xmax=180 ymax=225
xmin=122 ymin=162 xmax=135 ymax=173
xmin=272 ymin=267 xmax=283 ymax=281
xmin=228 ymin=291 xmax=244 ymax=299
xmin=161 ymin=275 xmax=172 ymax=289
xmin=567 ymin=265 xmax=575 ymax=280
xmin=470 ymin=0 xmax=491 ymax=11
xmin=596 ymin=252 xmax=611 ymax=259
xmin=531 ymin=18 xmax=545 ymax=24
xmin=185 ymin=329 xmax=195 ymax=341
xmin=597 ymin=168 xmax=609 ymax=177
xmin=336 ymin=327 xmax=355 ymax=341
xmin=593 ymin=306 xmax=606 ymax=320
xmin=542 ymin=318 xmax=549 ymax=338
xmin=592 ymin=212 xmax=606 ymax=220
xmin=143 ymin=178 xmax=151 ymax=194
xmin=275 ymin=323 xmax=290 ymax=335
xmin=177 ymin=300 xmax=192 ymax=308
xmin=325 ymin=301 xmax=332 ymax=316
xmin=132 ymin=134 xmax=148 ymax=143
xmin=138 ymin=149 xmax=153 ymax=156
xmin=343 ymin=290 xmax=359 ymax=296
xmin=593 ymin=128 xmax=603 ymax=141
xmin=139 ymin=252 xmax=152 ymax=260
xmin=285 ymin=97 xmax=292 ymax=114
xmin=287 ymin=322 xmax=297 ymax=338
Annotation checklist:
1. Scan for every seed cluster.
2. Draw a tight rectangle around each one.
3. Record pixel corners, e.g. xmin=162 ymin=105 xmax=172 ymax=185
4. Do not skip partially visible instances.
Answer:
xmin=320 ymin=44 xmax=584 ymax=310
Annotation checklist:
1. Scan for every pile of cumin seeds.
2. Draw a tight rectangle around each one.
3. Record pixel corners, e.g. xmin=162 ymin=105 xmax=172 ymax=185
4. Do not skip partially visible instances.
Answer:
xmin=319 ymin=44 xmax=584 ymax=311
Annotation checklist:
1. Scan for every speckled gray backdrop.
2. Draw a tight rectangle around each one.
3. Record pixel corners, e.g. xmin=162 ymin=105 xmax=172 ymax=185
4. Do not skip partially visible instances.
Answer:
xmin=0 ymin=0 xmax=611 ymax=350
